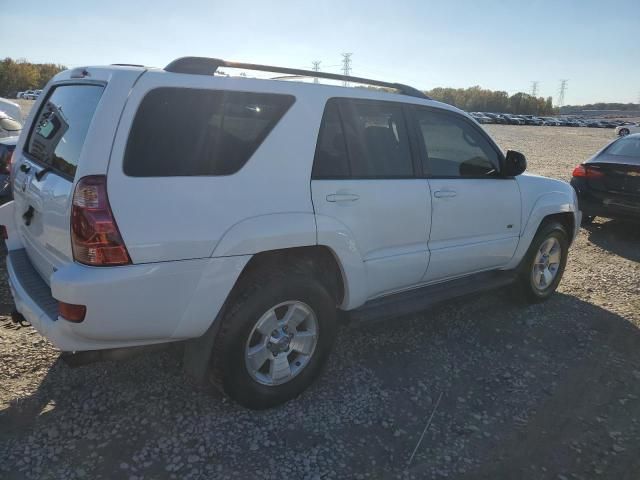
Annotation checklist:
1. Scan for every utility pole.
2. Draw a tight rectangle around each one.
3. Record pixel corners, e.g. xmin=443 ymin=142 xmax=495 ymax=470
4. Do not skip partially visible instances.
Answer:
xmin=530 ymin=81 xmax=539 ymax=97
xmin=311 ymin=61 xmax=321 ymax=84
xmin=341 ymin=53 xmax=353 ymax=87
xmin=558 ymin=79 xmax=568 ymax=107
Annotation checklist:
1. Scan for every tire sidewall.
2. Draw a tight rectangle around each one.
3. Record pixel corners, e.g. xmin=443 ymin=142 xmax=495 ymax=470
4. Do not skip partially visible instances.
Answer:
xmin=218 ymin=273 xmax=337 ymax=409
xmin=522 ymin=223 xmax=569 ymax=301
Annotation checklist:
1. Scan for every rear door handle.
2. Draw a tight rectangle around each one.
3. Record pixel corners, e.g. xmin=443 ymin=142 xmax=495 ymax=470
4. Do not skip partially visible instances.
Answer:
xmin=433 ymin=190 xmax=457 ymax=198
xmin=326 ymin=193 xmax=360 ymax=202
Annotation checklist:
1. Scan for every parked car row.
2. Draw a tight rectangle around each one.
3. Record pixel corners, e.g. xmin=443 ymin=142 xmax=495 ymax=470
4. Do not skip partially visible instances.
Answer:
xmin=469 ymin=112 xmax=638 ymax=130
xmin=16 ymin=89 xmax=42 ymax=100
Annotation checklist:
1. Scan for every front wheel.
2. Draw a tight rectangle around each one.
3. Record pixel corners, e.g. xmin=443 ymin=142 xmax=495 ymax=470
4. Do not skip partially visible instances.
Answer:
xmin=517 ymin=221 xmax=569 ymax=303
xmin=210 ymin=267 xmax=337 ymax=409
xmin=619 ymin=128 xmax=630 ymax=136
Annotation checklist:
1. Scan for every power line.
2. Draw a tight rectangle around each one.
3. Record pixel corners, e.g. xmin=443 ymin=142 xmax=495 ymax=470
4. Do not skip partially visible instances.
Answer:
xmin=312 ymin=60 xmax=321 ymax=84
xmin=558 ymin=79 xmax=569 ymax=107
xmin=530 ymin=81 xmax=539 ymax=97
xmin=341 ymin=53 xmax=353 ymax=87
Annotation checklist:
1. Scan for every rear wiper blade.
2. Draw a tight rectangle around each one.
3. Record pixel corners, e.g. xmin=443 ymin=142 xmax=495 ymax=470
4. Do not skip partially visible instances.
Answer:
xmin=35 ymin=166 xmax=53 ymax=181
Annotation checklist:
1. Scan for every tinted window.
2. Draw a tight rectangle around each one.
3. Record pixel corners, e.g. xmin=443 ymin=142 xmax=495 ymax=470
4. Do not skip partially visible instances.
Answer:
xmin=415 ymin=109 xmax=499 ymax=177
xmin=26 ymin=85 xmax=104 ymax=178
xmin=312 ymin=100 xmax=350 ymax=178
xmin=124 ymin=88 xmax=295 ymax=177
xmin=340 ymin=100 xmax=413 ymax=178
xmin=605 ymin=136 xmax=640 ymax=159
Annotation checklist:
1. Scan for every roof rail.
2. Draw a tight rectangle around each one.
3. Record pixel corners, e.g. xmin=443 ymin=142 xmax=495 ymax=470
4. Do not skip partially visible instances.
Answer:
xmin=164 ymin=56 xmax=430 ymax=100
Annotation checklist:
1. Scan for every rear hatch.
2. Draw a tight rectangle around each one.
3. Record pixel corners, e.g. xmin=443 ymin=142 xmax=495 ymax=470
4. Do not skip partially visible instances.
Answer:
xmin=11 ymin=67 xmax=145 ymax=284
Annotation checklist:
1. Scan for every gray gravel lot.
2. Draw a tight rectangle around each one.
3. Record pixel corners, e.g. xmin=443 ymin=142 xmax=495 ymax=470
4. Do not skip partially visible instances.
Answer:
xmin=1 ymin=125 xmax=639 ymax=479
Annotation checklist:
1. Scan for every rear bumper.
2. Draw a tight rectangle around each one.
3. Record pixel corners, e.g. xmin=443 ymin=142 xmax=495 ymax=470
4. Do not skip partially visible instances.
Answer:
xmin=7 ymin=248 xmax=250 ymax=351
xmin=571 ymin=180 xmax=640 ymax=221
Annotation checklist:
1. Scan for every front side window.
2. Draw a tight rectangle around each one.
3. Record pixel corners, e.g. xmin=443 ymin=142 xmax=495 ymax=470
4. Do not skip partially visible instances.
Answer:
xmin=26 ymin=84 xmax=105 ymax=178
xmin=415 ymin=108 xmax=500 ymax=178
xmin=124 ymin=88 xmax=295 ymax=177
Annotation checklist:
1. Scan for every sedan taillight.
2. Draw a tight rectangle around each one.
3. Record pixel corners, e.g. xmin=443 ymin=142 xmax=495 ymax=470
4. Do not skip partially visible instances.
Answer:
xmin=71 ymin=175 xmax=131 ymax=266
xmin=572 ymin=164 xmax=604 ymax=178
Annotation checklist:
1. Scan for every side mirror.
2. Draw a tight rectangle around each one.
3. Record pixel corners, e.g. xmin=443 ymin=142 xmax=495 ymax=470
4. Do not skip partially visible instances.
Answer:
xmin=503 ymin=150 xmax=527 ymax=176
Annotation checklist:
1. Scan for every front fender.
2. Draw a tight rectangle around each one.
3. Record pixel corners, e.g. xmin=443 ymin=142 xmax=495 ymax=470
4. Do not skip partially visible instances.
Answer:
xmin=504 ymin=189 xmax=579 ymax=270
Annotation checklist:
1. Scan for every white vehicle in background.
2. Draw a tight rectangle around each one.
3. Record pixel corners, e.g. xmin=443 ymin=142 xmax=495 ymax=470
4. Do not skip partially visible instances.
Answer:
xmin=22 ymin=90 xmax=37 ymax=100
xmin=0 ymin=58 xmax=580 ymax=409
xmin=0 ymin=97 xmax=22 ymax=121
xmin=616 ymin=124 xmax=640 ymax=136
xmin=0 ymin=112 xmax=22 ymax=138
xmin=16 ymin=92 xmax=24 ymax=99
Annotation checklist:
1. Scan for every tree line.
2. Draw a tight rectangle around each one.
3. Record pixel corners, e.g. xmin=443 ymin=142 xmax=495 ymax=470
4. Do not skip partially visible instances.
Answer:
xmin=0 ymin=58 xmax=66 ymax=98
xmin=425 ymin=86 xmax=556 ymax=115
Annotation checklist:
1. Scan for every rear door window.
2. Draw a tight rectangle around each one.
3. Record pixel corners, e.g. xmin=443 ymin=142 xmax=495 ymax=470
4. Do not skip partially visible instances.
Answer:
xmin=26 ymin=84 xmax=105 ymax=179
xmin=340 ymin=100 xmax=414 ymax=178
xmin=123 ymin=88 xmax=295 ymax=177
xmin=312 ymin=100 xmax=350 ymax=178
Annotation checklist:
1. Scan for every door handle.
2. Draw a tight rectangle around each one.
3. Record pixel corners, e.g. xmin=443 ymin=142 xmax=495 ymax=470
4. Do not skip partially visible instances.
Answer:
xmin=433 ymin=190 xmax=457 ymax=198
xmin=326 ymin=193 xmax=360 ymax=203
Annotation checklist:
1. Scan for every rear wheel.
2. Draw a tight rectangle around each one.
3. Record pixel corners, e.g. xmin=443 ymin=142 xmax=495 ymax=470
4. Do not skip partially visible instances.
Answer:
xmin=619 ymin=128 xmax=630 ymax=136
xmin=517 ymin=221 xmax=569 ymax=303
xmin=210 ymin=267 xmax=337 ymax=409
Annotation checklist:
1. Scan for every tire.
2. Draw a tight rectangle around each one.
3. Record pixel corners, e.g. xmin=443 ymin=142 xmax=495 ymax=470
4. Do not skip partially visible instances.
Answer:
xmin=619 ymin=128 xmax=630 ymax=136
xmin=517 ymin=221 xmax=569 ymax=303
xmin=210 ymin=266 xmax=337 ymax=409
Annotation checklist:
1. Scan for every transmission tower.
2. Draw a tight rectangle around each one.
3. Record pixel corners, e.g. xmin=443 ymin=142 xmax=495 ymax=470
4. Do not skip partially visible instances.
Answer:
xmin=312 ymin=61 xmax=321 ymax=84
xmin=558 ymin=79 xmax=569 ymax=107
xmin=530 ymin=81 xmax=539 ymax=97
xmin=341 ymin=53 xmax=353 ymax=86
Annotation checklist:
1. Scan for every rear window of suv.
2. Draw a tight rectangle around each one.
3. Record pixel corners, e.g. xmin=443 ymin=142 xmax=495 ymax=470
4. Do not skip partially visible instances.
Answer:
xmin=123 ymin=88 xmax=295 ymax=177
xmin=26 ymin=84 xmax=105 ymax=179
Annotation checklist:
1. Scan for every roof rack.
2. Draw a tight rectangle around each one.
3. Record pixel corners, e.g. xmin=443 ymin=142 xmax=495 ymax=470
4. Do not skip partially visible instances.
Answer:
xmin=164 ymin=56 xmax=430 ymax=100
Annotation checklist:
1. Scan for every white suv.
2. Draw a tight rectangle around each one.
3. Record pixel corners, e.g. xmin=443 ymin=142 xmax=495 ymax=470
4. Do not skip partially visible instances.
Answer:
xmin=1 ymin=57 xmax=580 ymax=409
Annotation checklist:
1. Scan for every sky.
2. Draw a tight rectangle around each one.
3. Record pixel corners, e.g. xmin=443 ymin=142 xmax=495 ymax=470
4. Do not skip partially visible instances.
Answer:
xmin=1 ymin=0 xmax=638 ymax=105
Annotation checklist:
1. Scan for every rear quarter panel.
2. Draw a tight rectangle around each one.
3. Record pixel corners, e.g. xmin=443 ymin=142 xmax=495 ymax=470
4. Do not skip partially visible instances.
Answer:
xmin=107 ymin=72 xmax=324 ymax=263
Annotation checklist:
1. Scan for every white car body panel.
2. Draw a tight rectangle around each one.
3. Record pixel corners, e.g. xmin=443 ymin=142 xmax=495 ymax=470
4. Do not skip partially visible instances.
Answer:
xmin=2 ymin=64 xmax=580 ymax=352
xmin=312 ymin=179 xmax=431 ymax=301
xmin=423 ymin=178 xmax=521 ymax=282
xmin=0 ymin=97 xmax=22 ymax=122
xmin=616 ymin=124 xmax=640 ymax=136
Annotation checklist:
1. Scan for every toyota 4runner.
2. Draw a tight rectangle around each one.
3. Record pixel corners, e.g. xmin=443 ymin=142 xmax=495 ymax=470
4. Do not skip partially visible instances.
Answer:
xmin=0 ymin=57 xmax=581 ymax=409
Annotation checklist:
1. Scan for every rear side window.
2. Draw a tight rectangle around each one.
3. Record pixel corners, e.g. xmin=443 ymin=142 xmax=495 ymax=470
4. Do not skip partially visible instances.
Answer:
xmin=124 ymin=88 xmax=295 ymax=177
xmin=26 ymin=84 xmax=104 ymax=179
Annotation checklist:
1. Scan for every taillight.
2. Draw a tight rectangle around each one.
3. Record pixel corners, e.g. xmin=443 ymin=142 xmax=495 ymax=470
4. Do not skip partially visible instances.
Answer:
xmin=572 ymin=164 xmax=604 ymax=178
xmin=58 ymin=301 xmax=86 ymax=322
xmin=71 ymin=175 xmax=131 ymax=266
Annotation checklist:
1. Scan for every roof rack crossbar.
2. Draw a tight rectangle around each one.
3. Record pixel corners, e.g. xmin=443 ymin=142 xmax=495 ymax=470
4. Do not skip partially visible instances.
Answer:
xmin=163 ymin=57 xmax=430 ymax=100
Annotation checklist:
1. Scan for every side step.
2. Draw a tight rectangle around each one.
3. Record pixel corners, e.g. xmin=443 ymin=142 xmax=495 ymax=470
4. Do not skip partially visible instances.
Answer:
xmin=349 ymin=270 xmax=518 ymax=324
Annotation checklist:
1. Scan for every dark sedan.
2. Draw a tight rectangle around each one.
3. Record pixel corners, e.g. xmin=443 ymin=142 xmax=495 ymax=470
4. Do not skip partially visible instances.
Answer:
xmin=571 ymin=134 xmax=640 ymax=224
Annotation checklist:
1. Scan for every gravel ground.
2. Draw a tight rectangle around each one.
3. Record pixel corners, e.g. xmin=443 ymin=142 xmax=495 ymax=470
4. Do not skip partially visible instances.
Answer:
xmin=1 ymin=125 xmax=639 ymax=479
